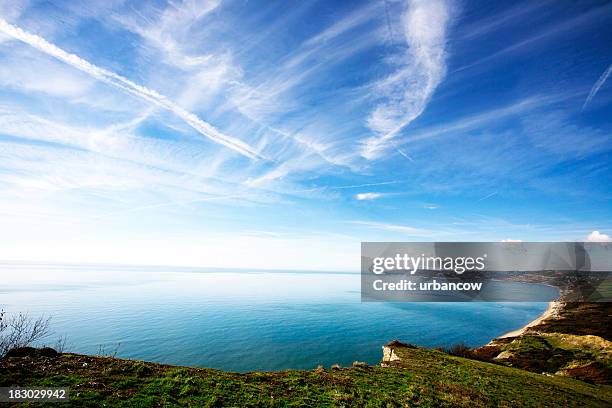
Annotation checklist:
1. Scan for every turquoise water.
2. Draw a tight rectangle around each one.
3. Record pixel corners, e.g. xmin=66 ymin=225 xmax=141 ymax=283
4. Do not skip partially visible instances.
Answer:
xmin=0 ymin=264 xmax=556 ymax=372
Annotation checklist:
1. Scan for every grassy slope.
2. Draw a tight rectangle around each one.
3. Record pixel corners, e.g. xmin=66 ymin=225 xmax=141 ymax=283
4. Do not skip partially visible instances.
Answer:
xmin=2 ymin=347 xmax=611 ymax=407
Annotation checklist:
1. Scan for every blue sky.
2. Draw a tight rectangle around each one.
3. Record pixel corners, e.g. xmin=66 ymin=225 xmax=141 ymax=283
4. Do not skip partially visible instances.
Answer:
xmin=0 ymin=0 xmax=611 ymax=271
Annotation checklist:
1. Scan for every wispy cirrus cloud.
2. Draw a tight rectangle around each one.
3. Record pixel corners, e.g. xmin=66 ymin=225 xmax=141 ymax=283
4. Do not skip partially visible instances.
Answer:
xmin=302 ymin=2 xmax=379 ymax=48
xmin=113 ymin=0 xmax=380 ymax=169
xmin=457 ymin=0 xmax=552 ymax=40
xmin=454 ymin=3 xmax=612 ymax=74
xmin=361 ymin=0 xmax=452 ymax=160
xmin=0 ymin=17 xmax=262 ymax=160
xmin=394 ymin=93 xmax=571 ymax=145
xmin=113 ymin=0 xmax=223 ymax=72
xmin=0 ymin=50 xmax=93 ymax=97
xmin=348 ymin=220 xmax=436 ymax=236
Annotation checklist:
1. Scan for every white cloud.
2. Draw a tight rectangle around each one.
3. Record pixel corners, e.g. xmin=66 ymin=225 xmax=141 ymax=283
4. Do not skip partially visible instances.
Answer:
xmin=303 ymin=2 xmax=379 ymax=48
xmin=349 ymin=220 xmax=436 ymax=236
xmin=501 ymin=239 xmax=522 ymax=242
xmin=584 ymin=231 xmax=612 ymax=242
xmin=117 ymin=0 xmax=221 ymax=71
xmin=0 ymin=51 xmax=93 ymax=97
xmin=177 ymin=53 xmax=241 ymax=108
xmin=0 ymin=17 xmax=261 ymax=160
xmin=245 ymin=164 xmax=292 ymax=187
xmin=0 ymin=107 xmax=247 ymax=201
xmin=114 ymin=0 xmax=373 ymax=170
xmin=361 ymin=0 xmax=451 ymax=160
xmin=355 ymin=192 xmax=384 ymax=200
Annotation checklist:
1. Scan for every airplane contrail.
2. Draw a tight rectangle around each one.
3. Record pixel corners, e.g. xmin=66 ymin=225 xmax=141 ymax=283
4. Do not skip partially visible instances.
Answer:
xmin=0 ymin=18 xmax=263 ymax=160
xmin=583 ymin=63 xmax=612 ymax=110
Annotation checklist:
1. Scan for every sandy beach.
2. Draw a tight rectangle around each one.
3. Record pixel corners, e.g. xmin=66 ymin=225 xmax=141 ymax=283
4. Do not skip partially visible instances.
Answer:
xmin=499 ymin=301 xmax=560 ymax=338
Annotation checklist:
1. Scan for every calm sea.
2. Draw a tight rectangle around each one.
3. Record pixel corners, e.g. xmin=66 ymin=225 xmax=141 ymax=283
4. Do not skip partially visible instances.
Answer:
xmin=0 ymin=263 xmax=558 ymax=372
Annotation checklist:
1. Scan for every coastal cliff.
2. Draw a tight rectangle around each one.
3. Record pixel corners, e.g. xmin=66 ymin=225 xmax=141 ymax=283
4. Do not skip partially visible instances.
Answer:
xmin=472 ymin=302 xmax=612 ymax=384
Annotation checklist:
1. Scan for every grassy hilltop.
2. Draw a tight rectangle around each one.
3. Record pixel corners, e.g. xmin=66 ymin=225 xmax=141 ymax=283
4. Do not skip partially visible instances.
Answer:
xmin=2 ymin=344 xmax=611 ymax=407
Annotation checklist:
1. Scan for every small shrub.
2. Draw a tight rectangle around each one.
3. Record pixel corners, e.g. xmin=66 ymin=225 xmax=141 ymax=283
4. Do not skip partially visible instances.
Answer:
xmin=0 ymin=310 xmax=51 ymax=357
xmin=445 ymin=343 xmax=473 ymax=358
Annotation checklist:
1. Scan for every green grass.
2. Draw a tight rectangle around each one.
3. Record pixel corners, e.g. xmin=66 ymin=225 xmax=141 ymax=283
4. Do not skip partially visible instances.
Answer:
xmin=1 ymin=346 xmax=611 ymax=407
